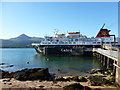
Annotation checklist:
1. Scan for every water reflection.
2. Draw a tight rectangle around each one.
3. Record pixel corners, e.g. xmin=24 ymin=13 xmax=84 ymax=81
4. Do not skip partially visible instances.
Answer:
xmin=2 ymin=49 xmax=100 ymax=75
xmin=33 ymin=54 xmax=100 ymax=75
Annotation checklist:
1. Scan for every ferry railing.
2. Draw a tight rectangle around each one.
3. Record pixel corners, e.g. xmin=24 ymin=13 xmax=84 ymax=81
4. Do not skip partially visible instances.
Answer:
xmin=32 ymin=41 xmax=102 ymax=46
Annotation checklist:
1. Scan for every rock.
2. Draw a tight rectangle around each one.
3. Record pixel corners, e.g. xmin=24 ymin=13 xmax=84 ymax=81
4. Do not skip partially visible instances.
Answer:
xmin=63 ymin=83 xmax=84 ymax=90
xmin=89 ymin=68 xmax=102 ymax=74
xmin=88 ymin=75 xmax=111 ymax=86
xmin=8 ymin=83 xmax=12 ymax=85
xmin=6 ymin=65 xmax=14 ymax=67
xmin=39 ymin=85 xmax=44 ymax=88
xmin=0 ymin=63 xmax=6 ymax=65
xmin=54 ymin=76 xmax=67 ymax=81
xmin=63 ymin=76 xmax=74 ymax=81
xmin=0 ymin=69 xmax=9 ymax=79
xmin=84 ymin=86 xmax=91 ymax=90
xmin=72 ymin=76 xmax=80 ymax=82
xmin=89 ymin=68 xmax=112 ymax=75
xmin=55 ymin=84 xmax=62 ymax=87
xmin=1 ymin=65 xmax=14 ymax=68
xmin=78 ymin=76 xmax=87 ymax=82
xmin=9 ymin=68 xmax=52 ymax=81
xmin=63 ymin=83 xmax=91 ymax=90
xmin=107 ymin=76 xmax=115 ymax=82
xmin=57 ymin=69 xmax=60 ymax=71
xmin=2 ymin=79 xmax=10 ymax=82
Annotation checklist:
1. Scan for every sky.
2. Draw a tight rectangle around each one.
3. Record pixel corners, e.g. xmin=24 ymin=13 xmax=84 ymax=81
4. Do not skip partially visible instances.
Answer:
xmin=1 ymin=2 xmax=118 ymax=39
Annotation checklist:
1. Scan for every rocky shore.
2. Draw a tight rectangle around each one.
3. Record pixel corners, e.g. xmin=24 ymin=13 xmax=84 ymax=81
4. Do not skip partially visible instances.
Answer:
xmin=0 ymin=68 xmax=119 ymax=89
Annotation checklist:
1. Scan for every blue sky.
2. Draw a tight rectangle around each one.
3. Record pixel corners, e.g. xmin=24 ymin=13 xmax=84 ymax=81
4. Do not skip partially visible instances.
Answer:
xmin=2 ymin=2 xmax=118 ymax=39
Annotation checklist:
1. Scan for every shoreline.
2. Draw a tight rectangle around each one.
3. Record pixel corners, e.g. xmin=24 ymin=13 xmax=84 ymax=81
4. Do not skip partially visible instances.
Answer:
xmin=0 ymin=68 xmax=119 ymax=89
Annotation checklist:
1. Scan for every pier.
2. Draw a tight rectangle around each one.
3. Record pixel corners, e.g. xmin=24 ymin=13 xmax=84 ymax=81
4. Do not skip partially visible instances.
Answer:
xmin=33 ymin=43 xmax=120 ymax=85
xmin=93 ymin=46 xmax=120 ymax=86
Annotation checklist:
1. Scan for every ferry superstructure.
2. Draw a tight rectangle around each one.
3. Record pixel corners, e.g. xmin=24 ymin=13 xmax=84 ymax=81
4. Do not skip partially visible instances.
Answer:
xmin=32 ymin=24 xmax=119 ymax=54
xmin=32 ymin=24 xmax=117 ymax=46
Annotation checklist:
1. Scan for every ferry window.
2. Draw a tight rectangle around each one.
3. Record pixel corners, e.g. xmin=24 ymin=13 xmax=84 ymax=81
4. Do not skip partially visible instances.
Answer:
xmin=75 ymin=39 xmax=78 ymax=41
xmin=73 ymin=42 xmax=76 ymax=44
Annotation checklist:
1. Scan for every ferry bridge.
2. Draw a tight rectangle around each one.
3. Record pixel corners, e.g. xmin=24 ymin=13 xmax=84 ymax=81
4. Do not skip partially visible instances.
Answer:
xmin=93 ymin=45 xmax=120 ymax=86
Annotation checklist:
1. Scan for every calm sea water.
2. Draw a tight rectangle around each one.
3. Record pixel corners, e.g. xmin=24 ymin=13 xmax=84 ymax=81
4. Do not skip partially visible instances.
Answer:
xmin=1 ymin=48 xmax=100 ymax=76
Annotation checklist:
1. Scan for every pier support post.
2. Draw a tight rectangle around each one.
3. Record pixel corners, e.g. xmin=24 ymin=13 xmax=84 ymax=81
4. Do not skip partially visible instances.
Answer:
xmin=107 ymin=58 xmax=110 ymax=69
xmin=103 ymin=56 xmax=106 ymax=66
xmin=113 ymin=60 xmax=116 ymax=74
xmin=98 ymin=54 xmax=100 ymax=59
xmin=116 ymin=51 xmax=120 ymax=85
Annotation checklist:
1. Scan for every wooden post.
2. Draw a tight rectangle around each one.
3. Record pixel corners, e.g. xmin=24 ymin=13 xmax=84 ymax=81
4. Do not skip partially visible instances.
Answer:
xmin=100 ymin=54 xmax=102 ymax=64
xmin=113 ymin=60 xmax=116 ymax=74
xmin=103 ymin=55 xmax=106 ymax=66
xmin=107 ymin=58 xmax=110 ymax=69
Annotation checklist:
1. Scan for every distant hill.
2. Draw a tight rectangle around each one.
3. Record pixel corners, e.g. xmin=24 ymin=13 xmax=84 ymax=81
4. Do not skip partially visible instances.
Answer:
xmin=10 ymin=34 xmax=32 ymax=40
xmin=1 ymin=34 xmax=44 ymax=48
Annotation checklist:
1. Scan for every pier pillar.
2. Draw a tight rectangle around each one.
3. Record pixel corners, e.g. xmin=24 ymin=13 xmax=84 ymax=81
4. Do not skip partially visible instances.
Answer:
xmin=103 ymin=55 xmax=106 ymax=66
xmin=107 ymin=58 xmax=110 ymax=69
xmin=116 ymin=51 xmax=120 ymax=85
xmin=93 ymin=52 xmax=95 ymax=56
xmin=97 ymin=53 xmax=99 ymax=59
xmin=113 ymin=60 xmax=116 ymax=74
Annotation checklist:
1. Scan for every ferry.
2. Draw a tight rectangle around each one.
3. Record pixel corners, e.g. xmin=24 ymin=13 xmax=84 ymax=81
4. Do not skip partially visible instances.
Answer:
xmin=32 ymin=24 xmax=119 ymax=54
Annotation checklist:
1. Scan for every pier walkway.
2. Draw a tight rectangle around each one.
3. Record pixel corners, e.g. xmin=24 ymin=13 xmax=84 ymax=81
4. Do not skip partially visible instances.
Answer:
xmin=93 ymin=48 xmax=118 ymax=61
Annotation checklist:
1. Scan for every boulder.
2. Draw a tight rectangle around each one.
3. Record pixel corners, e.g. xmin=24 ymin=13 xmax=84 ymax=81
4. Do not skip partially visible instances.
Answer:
xmin=8 ymin=68 xmax=52 ymax=81
xmin=89 ymin=68 xmax=112 ymax=75
xmin=89 ymin=68 xmax=103 ymax=74
xmin=88 ymin=75 xmax=111 ymax=86
xmin=63 ymin=83 xmax=91 ymax=90
xmin=72 ymin=76 xmax=80 ymax=82
xmin=78 ymin=76 xmax=87 ymax=82
xmin=0 ymin=69 xmax=9 ymax=79
xmin=63 ymin=83 xmax=84 ymax=90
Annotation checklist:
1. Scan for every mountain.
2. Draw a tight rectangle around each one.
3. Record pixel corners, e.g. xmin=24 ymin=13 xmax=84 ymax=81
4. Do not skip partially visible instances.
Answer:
xmin=1 ymin=34 xmax=44 ymax=48
xmin=10 ymin=34 xmax=43 ymax=41
xmin=10 ymin=34 xmax=31 ymax=40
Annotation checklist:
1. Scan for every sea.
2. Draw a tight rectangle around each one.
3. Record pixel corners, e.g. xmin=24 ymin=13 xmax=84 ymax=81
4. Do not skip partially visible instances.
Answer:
xmin=1 ymin=48 xmax=101 ymax=76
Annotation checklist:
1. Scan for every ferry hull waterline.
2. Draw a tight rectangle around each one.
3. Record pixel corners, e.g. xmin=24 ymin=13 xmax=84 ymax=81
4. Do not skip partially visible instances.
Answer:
xmin=32 ymin=24 xmax=118 ymax=55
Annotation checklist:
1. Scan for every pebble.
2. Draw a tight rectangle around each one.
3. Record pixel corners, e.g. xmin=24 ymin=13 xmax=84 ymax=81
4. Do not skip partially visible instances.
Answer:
xmin=8 ymin=83 xmax=12 ymax=85
xmin=39 ymin=85 xmax=44 ymax=88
